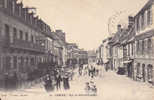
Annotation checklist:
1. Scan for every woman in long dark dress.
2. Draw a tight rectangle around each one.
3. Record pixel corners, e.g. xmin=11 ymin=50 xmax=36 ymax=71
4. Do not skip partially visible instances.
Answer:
xmin=63 ymin=74 xmax=70 ymax=90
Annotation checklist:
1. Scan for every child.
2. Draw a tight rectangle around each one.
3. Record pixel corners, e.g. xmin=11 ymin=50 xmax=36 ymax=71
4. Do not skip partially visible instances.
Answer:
xmin=85 ymin=82 xmax=90 ymax=93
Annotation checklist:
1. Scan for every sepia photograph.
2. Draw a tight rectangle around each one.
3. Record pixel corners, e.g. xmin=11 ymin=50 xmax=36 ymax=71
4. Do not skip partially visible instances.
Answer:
xmin=0 ymin=0 xmax=154 ymax=100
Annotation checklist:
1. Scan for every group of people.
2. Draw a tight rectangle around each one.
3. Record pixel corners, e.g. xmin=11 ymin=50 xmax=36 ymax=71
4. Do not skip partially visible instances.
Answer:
xmin=44 ymin=75 xmax=54 ymax=92
xmin=79 ymin=63 xmax=103 ymax=78
xmin=4 ymin=73 xmax=18 ymax=91
xmin=55 ymin=73 xmax=70 ymax=90
xmin=85 ymin=81 xmax=97 ymax=93
xmin=43 ymin=70 xmax=71 ymax=92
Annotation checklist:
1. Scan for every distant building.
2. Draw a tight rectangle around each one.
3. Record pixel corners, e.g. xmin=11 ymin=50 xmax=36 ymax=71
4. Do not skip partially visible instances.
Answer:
xmin=87 ymin=50 xmax=97 ymax=63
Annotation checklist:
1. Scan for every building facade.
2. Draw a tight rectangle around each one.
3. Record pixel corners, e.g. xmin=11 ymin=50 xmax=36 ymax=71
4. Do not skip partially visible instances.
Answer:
xmin=134 ymin=0 xmax=154 ymax=84
xmin=0 ymin=0 xmax=50 ymax=88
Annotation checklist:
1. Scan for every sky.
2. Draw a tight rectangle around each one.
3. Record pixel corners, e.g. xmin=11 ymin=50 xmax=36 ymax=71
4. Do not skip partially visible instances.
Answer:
xmin=21 ymin=0 xmax=148 ymax=50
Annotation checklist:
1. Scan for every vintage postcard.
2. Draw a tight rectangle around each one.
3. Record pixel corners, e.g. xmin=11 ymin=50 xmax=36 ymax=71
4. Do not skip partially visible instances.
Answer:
xmin=0 ymin=0 xmax=154 ymax=100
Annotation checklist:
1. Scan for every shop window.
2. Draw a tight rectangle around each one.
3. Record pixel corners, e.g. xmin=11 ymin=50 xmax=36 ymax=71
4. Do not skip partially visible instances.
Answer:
xmin=136 ymin=63 xmax=140 ymax=76
xmin=147 ymin=64 xmax=153 ymax=82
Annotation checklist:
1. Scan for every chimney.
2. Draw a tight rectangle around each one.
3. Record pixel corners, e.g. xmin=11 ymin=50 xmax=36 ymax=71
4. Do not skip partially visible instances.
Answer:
xmin=128 ymin=16 xmax=134 ymax=29
xmin=117 ymin=24 xmax=121 ymax=32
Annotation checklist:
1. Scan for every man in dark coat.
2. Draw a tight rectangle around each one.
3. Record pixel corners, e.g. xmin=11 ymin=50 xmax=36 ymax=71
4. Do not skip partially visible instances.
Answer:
xmin=55 ymin=74 xmax=62 ymax=90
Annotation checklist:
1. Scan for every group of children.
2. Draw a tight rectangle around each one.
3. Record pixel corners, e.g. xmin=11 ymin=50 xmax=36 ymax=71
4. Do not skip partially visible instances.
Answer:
xmin=85 ymin=81 xmax=97 ymax=93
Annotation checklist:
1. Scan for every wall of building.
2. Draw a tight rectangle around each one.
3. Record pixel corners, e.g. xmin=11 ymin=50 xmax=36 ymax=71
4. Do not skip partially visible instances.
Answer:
xmin=134 ymin=2 xmax=154 ymax=84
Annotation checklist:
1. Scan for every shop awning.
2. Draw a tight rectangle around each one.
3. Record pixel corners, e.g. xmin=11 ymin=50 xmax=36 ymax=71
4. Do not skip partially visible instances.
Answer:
xmin=123 ymin=60 xmax=132 ymax=64
xmin=103 ymin=60 xmax=109 ymax=64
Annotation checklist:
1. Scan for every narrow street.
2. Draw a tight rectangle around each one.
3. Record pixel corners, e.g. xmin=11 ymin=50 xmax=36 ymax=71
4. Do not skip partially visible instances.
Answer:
xmin=1 ymin=65 xmax=154 ymax=100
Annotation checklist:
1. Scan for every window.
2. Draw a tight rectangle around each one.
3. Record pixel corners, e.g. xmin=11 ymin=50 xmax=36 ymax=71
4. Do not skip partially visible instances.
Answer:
xmin=24 ymin=8 xmax=27 ymax=20
xmin=5 ymin=56 xmax=11 ymax=71
xmin=5 ymin=24 xmax=9 ymax=36
xmin=131 ymin=43 xmax=134 ymax=56
xmin=137 ymin=41 xmax=140 ymax=54
xmin=147 ymin=38 xmax=152 ymax=53
xmin=31 ymin=35 xmax=34 ymax=43
xmin=30 ymin=14 xmax=33 ymax=24
xmin=147 ymin=7 xmax=152 ymax=25
xmin=13 ymin=56 xmax=17 ymax=69
xmin=147 ymin=65 xmax=153 ymax=82
xmin=19 ymin=5 xmax=22 ymax=16
xmin=141 ymin=13 xmax=144 ymax=29
xmin=139 ymin=15 xmax=142 ymax=31
xmin=13 ymin=27 xmax=17 ymax=40
xmin=136 ymin=16 xmax=140 ymax=31
xmin=128 ymin=44 xmax=130 ymax=56
xmin=142 ymin=40 xmax=145 ymax=55
xmin=19 ymin=30 xmax=23 ymax=40
xmin=30 ymin=58 xmax=35 ymax=65
xmin=4 ymin=0 xmax=7 ymax=8
xmin=12 ymin=0 xmax=15 ymax=14
xmin=5 ymin=24 xmax=10 ymax=43
xmin=137 ymin=63 xmax=140 ymax=75
xmin=25 ymin=32 xmax=28 ymax=41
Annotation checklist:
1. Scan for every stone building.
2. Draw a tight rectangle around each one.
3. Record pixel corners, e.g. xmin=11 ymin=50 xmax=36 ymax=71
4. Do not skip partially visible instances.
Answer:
xmin=87 ymin=50 xmax=97 ymax=64
xmin=134 ymin=0 xmax=154 ymax=84
xmin=96 ymin=44 xmax=103 ymax=65
xmin=0 ymin=0 xmax=54 ymax=89
xmin=66 ymin=43 xmax=78 ymax=66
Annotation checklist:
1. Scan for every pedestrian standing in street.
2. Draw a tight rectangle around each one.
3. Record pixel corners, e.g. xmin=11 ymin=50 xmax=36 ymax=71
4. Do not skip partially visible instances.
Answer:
xmin=99 ymin=65 xmax=103 ymax=77
xmin=63 ymin=73 xmax=70 ymax=90
xmin=44 ymin=75 xmax=53 ymax=92
xmin=88 ymin=65 xmax=92 ymax=77
xmin=55 ymin=74 xmax=62 ymax=90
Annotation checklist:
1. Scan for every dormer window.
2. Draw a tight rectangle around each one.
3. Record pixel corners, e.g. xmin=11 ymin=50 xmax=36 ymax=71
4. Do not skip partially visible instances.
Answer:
xmin=23 ymin=8 xmax=28 ymax=20
xmin=30 ymin=13 xmax=33 ymax=24
xmin=18 ymin=3 xmax=23 ymax=16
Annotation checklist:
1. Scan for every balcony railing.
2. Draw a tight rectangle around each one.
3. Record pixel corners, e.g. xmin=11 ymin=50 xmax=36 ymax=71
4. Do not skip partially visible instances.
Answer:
xmin=9 ymin=39 xmax=45 ymax=53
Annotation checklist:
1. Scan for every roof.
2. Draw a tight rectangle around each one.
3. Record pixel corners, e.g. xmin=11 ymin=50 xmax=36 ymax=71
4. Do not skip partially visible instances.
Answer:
xmin=135 ymin=0 xmax=154 ymax=18
xmin=121 ymin=25 xmax=135 ymax=44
